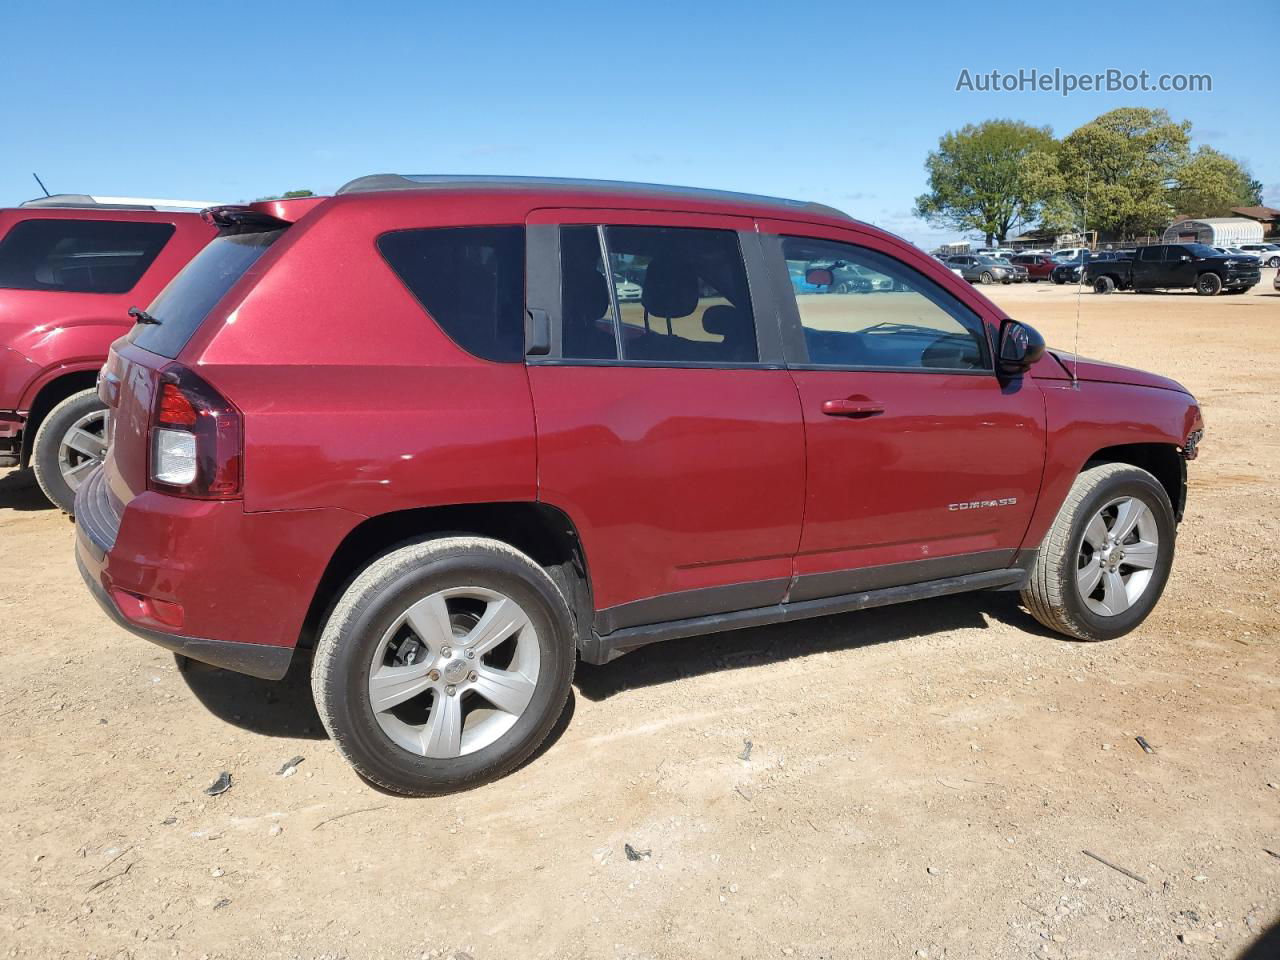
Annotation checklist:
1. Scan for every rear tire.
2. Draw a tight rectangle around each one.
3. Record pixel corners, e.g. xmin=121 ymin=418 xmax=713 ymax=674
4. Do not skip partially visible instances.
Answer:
xmin=1093 ymin=276 xmax=1115 ymax=294
xmin=312 ymin=537 xmax=575 ymax=796
xmin=31 ymin=388 xmax=109 ymax=514
xmin=1021 ymin=463 xmax=1175 ymax=642
xmin=1195 ymin=272 xmax=1222 ymax=296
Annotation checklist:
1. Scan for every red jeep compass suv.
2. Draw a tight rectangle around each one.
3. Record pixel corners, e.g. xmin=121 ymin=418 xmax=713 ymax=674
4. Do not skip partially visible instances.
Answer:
xmin=0 ymin=194 xmax=217 ymax=511
xmin=75 ymin=175 xmax=1203 ymax=795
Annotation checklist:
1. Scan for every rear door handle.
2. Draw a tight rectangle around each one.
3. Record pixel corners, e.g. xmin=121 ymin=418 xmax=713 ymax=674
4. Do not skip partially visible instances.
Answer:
xmin=821 ymin=398 xmax=885 ymax=418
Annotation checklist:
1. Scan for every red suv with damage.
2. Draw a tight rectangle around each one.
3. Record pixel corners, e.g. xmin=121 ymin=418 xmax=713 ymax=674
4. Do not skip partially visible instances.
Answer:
xmin=74 ymin=175 xmax=1203 ymax=795
xmin=0 ymin=194 xmax=217 ymax=511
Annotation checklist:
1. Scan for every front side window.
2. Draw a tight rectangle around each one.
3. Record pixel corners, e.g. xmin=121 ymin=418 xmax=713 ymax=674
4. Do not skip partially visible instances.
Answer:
xmin=781 ymin=237 xmax=990 ymax=372
xmin=0 ymin=218 xmax=175 ymax=294
xmin=379 ymin=226 xmax=525 ymax=362
xmin=558 ymin=225 xmax=757 ymax=364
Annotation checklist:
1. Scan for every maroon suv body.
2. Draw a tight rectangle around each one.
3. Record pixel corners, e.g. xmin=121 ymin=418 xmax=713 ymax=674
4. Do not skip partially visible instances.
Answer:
xmin=75 ymin=176 xmax=1203 ymax=794
xmin=0 ymin=195 xmax=216 ymax=510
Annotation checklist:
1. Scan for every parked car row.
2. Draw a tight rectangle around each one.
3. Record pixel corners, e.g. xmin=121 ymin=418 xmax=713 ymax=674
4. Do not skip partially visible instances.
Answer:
xmin=1 ymin=177 xmax=1207 ymax=794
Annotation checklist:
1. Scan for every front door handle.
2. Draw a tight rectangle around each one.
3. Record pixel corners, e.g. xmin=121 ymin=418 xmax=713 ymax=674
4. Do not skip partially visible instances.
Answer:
xmin=821 ymin=398 xmax=885 ymax=418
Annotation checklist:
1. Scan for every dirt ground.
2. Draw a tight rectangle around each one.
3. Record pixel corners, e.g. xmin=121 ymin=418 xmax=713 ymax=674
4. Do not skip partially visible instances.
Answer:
xmin=2 ymin=274 xmax=1278 ymax=960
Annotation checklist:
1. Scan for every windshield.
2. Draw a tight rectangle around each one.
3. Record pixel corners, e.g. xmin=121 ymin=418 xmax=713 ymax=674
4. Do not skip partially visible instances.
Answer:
xmin=127 ymin=229 xmax=283 ymax=358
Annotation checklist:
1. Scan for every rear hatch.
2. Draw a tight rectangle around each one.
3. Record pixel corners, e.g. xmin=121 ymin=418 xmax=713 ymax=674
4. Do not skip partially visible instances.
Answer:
xmin=94 ymin=202 xmax=311 ymax=525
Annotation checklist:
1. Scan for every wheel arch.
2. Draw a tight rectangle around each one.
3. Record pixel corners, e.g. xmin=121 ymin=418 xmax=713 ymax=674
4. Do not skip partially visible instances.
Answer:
xmin=1082 ymin=443 xmax=1186 ymax=521
xmin=300 ymin=501 xmax=594 ymax=652
xmin=20 ymin=369 xmax=100 ymax=468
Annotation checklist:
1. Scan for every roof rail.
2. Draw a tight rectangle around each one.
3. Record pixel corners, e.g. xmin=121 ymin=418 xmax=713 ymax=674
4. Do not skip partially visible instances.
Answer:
xmin=19 ymin=194 xmax=219 ymax=212
xmin=335 ymin=174 xmax=853 ymax=221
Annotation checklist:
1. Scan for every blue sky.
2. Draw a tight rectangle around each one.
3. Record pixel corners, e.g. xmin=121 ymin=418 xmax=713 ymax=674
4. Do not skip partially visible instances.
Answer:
xmin=2 ymin=0 xmax=1274 ymax=248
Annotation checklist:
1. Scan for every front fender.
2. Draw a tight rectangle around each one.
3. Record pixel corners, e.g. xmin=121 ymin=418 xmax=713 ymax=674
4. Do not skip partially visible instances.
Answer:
xmin=1024 ymin=378 xmax=1201 ymax=547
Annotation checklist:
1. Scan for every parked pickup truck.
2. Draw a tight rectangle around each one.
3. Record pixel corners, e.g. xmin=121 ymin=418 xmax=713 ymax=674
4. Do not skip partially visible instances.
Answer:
xmin=1086 ymin=243 xmax=1262 ymax=296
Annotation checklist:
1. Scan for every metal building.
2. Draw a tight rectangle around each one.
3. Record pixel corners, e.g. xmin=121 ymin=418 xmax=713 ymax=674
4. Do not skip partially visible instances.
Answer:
xmin=1162 ymin=217 xmax=1265 ymax=245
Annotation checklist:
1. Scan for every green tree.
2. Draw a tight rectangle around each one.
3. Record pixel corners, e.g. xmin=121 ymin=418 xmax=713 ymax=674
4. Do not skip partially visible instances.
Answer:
xmin=1027 ymin=108 xmax=1191 ymax=237
xmin=1170 ymin=147 xmax=1263 ymax=217
xmin=913 ymin=120 xmax=1057 ymax=244
xmin=253 ymin=189 xmax=315 ymax=201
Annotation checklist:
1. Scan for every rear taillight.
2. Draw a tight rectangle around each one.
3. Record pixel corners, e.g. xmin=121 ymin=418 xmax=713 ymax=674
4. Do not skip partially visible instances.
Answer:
xmin=148 ymin=364 xmax=242 ymax=499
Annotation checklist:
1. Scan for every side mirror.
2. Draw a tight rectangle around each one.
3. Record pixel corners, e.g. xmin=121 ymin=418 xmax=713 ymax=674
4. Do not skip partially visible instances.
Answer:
xmin=806 ymin=268 xmax=833 ymax=286
xmin=998 ymin=319 xmax=1045 ymax=376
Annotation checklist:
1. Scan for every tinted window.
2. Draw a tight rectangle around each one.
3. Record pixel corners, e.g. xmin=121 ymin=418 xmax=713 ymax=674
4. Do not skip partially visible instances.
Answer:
xmin=128 ymin=229 xmax=283 ymax=359
xmin=560 ymin=226 xmax=619 ymax=360
xmin=782 ymin=237 xmax=990 ymax=372
xmin=0 ymin=218 xmax=174 ymax=294
xmin=379 ymin=226 xmax=525 ymax=362
xmin=602 ymin=225 xmax=757 ymax=364
xmin=1181 ymin=243 xmax=1220 ymax=258
xmin=1138 ymin=246 xmax=1162 ymax=262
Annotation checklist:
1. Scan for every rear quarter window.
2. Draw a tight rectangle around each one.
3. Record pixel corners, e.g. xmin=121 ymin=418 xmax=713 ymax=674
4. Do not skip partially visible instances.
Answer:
xmin=377 ymin=226 xmax=525 ymax=363
xmin=0 ymin=218 xmax=175 ymax=294
xmin=127 ymin=229 xmax=283 ymax=359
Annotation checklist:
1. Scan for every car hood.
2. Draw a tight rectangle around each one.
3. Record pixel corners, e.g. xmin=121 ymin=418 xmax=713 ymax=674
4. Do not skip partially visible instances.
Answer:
xmin=1033 ymin=350 xmax=1190 ymax=394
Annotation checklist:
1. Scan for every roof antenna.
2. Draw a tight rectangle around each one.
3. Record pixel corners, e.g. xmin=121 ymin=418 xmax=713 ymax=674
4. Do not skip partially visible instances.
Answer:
xmin=1071 ymin=169 xmax=1089 ymax=390
xmin=32 ymin=172 xmax=51 ymax=197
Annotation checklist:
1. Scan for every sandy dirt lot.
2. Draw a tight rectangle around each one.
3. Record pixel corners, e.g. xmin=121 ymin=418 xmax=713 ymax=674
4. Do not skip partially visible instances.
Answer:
xmin=2 ymin=275 xmax=1278 ymax=960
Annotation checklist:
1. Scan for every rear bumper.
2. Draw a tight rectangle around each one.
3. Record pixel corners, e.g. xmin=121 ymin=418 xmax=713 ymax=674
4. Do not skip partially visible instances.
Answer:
xmin=76 ymin=547 xmax=294 ymax=679
xmin=74 ymin=469 xmax=363 ymax=680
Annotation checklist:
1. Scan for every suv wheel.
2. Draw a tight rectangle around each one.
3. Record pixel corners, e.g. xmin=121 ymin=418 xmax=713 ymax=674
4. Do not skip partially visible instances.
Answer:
xmin=979 ymin=271 xmax=994 ymax=284
xmin=1196 ymin=272 xmax=1222 ymax=296
xmin=1093 ymin=276 xmax=1115 ymax=294
xmin=1267 ymin=256 xmax=1279 ymax=268
xmin=312 ymin=537 xmax=575 ymax=795
xmin=1021 ymin=463 xmax=1175 ymax=642
xmin=31 ymin=388 xmax=109 ymax=514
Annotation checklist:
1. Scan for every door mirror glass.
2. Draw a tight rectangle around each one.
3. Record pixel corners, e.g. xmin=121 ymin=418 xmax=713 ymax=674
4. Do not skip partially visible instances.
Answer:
xmin=998 ymin=319 xmax=1045 ymax=375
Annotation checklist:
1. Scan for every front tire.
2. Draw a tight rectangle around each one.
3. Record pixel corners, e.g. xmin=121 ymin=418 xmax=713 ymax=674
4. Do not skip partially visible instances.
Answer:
xmin=1196 ymin=272 xmax=1223 ymax=296
xmin=1267 ymin=256 xmax=1279 ymax=268
xmin=1021 ymin=463 xmax=1175 ymax=642
xmin=312 ymin=537 xmax=575 ymax=795
xmin=980 ymin=271 xmax=994 ymax=284
xmin=31 ymin=388 xmax=109 ymax=514
xmin=1052 ymin=274 xmax=1066 ymax=285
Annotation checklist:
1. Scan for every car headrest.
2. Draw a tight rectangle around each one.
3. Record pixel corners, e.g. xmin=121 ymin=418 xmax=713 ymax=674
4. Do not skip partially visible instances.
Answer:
xmin=641 ymin=257 xmax=699 ymax=318
xmin=702 ymin=304 xmax=745 ymax=338
xmin=563 ymin=267 xmax=611 ymax=322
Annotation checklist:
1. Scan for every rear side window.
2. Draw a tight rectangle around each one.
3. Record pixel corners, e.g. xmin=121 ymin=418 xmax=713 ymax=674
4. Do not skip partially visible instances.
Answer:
xmin=127 ymin=229 xmax=283 ymax=359
xmin=558 ymin=225 xmax=757 ymax=364
xmin=378 ymin=226 xmax=525 ymax=362
xmin=0 ymin=218 xmax=175 ymax=294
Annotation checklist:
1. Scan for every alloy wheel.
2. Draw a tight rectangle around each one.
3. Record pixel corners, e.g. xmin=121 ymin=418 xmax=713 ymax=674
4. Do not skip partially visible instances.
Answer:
xmin=368 ymin=587 xmax=540 ymax=758
xmin=1075 ymin=496 xmax=1160 ymax=617
xmin=57 ymin=409 xmax=109 ymax=492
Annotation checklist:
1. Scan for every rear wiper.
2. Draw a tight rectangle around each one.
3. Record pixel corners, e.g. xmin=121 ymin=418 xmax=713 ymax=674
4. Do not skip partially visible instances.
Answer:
xmin=128 ymin=306 xmax=160 ymax=325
